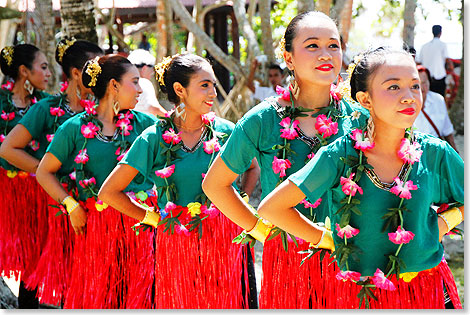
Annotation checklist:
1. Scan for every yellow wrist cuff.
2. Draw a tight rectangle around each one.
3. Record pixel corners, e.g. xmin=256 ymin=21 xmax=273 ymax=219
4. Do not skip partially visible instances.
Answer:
xmin=62 ymin=196 xmax=79 ymax=215
xmin=311 ymin=227 xmax=335 ymax=252
xmin=246 ymin=218 xmax=272 ymax=244
xmin=439 ymin=207 xmax=463 ymax=232
xmin=141 ymin=210 xmax=161 ymax=228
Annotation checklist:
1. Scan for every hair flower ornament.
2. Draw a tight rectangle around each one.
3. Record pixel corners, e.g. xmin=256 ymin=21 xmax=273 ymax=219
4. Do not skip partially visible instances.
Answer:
xmin=57 ymin=37 xmax=77 ymax=63
xmin=85 ymin=56 xmax=102 ymax=87
xmin=2 ymin=46 xmax=14 ymax=66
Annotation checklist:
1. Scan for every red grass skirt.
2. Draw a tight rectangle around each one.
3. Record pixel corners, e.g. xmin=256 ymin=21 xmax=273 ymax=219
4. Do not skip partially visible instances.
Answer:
xmin=153 ymin=205 xmax=251 ymax=309
xmin=25 ymin=184 xmax=76 ymax=306
xmin=0 ymin=169 xmax=49 ymax=283
xmin=260 ymin=237 xmax=461 ymax=309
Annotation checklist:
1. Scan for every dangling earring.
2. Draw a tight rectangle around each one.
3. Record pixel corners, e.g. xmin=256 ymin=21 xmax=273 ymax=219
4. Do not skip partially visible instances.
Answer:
xmin=289 ymin=75 xmax=300 ymax=99
xmin=113 ymin=100 xmax=120 ymax=115
xmin=175 ymin=103 xmax=186 ymax=121
xmin=76 ymin=86 xmax=82 ymax=100
xmin=24 ymin=80 xmax=34 ymax=95
xmin=366 ymin=117 xmax=375 ymax=142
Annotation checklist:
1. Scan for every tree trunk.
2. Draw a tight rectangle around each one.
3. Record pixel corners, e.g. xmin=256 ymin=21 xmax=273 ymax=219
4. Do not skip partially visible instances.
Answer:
xmin=0 ymin=1 xmax=20 ymax=84
xmin=168 ymin=0 xmax=245 ymax=80
xmin=232 ymin=0 xmax=260 ymax=59
xmin=402 ymin=0 xmax=417 ymax=48
xmin=156 ymin=0 xmax=168 ymax=61
xmin=33 ymin=0 xmax=60 ymax=93
xmin=297 ymin=0 xmax=314 ymax=14
xmin=331 ymin=0 xmax=346 ymax=21
xmin=59 ymin=0 xmax=97 ymax=43
xmin=316 ymin=0 xmax=332 ymax=15
xmin=339 ymin=0 xmax=354 ymax=44
xmin=259 ymin=0 xmax=274 ymax=64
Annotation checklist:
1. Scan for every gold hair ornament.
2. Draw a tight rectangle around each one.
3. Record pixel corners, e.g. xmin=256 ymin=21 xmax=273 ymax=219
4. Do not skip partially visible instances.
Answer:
xmin=276 ymin=36 xmax=286 ymax=60
xmin=2 ymin=46 xmax=14 ymax=67
xmin=57 ymin=37 xmax=77 ymax=63
xmin=155 ymin=54 xmax=179 ymax=87
xmin=85 ymin=56 xmax=102 ymax=87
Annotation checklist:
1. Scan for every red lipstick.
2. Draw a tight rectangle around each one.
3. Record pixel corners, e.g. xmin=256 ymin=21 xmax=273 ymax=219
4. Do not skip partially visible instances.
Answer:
xmin=315 ymin=64 xmax=333 ymax=72
xmin=399 ymin=108 xmax=415 ymax=115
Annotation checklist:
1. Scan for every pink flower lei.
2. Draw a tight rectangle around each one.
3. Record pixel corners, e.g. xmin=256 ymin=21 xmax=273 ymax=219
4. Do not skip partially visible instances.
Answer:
xmin=333 ymin=127 xmax=422 ymax=308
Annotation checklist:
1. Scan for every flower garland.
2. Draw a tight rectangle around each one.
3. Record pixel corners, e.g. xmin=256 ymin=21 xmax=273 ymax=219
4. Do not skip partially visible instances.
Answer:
xmin=136 ymin=111 xmax=228 ymax=238
xmin=332 ymin=127 xmax=423 ymax=308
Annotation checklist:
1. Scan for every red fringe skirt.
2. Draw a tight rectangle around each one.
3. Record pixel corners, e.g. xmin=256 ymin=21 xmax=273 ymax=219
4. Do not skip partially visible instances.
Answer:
xmin=0 ymin=169 xmax=49 ymax=283
xmin=260 ymin=237 xmax=461 ymax=309
xmin=153 ymin=205 xmax=251 ymax=309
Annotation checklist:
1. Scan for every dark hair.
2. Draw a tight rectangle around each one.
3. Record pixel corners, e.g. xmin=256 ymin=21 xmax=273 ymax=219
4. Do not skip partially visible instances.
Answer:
xmin=158 ymin=54 xmax=209 ymax=104
xmin=56 ymin=39 xmax=103 ymax=78
xmin=402 ymin=43 xmax=416 ymax=56
xmin=283 ymin=11 xmax=335 ymax=53
xmin=268 ymin=63 xmax=283 ymax=74
xmin=432 ymin=25 xmax=442 ymax=37
xmin=82 ymin=54 xmax=133 ymax=99
xmin=350 ymin=47 xmax=412 ymax=102
xmin=0 ymin=44 xmax=41 ymax=79
xmin=416 ymin=65 xmax=431 ymax=83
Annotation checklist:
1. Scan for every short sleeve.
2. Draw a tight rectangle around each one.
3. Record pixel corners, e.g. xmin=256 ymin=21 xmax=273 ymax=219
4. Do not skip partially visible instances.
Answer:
xmin=437 ymin=142 xmax=464 ymax=204
xmin=289 ymin=139 xmax=346 ymax=202
xmin=19 ymin=98 xmax=50 ymax=139
xmin=119 ymin=125 xmax=159 ymax=180
xmin=219 ymin=116 xmax=260 ymax=174
xmin=46 ymin=117 xmax=77 ymax=164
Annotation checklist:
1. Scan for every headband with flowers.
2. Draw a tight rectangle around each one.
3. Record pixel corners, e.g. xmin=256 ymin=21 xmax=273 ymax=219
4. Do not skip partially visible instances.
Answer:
xmin=85 ymin=56 xmax=102 ymax=87
xmin=155 ymin=54 xmax=178 ymax=87
xmin=57 ymin=37 xmax=77 ymax=63
xmin=2 ymin=46 xmax=14 ymax=67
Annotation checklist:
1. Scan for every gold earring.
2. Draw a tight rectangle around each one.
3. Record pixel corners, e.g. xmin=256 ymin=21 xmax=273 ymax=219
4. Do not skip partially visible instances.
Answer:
xmin=175 ymin=103 xmax=186 ymax=121
xmin=290 ymin=77 xmax=300 ymax=99
xmin=113 ymin=100 xmax=120 ymax=115
xmin=24 ymin=80 xmax=34 ymax=95
xmin=366 ymin=117 xmax=375 ymax=142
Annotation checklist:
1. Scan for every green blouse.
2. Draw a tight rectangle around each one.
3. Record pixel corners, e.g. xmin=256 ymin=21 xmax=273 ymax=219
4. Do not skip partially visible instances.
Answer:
xmin=219 ymin=96 xmax=368 ymax=220
xmin=120 ymin=116 xmax=234 ymax=210
xmin=0 ymin=87 xmax=49 ymax=170
xmin=289 ymin=132 xmax=464 ymax=276
xmin=47 ymin=110 xmax=157 ymax=201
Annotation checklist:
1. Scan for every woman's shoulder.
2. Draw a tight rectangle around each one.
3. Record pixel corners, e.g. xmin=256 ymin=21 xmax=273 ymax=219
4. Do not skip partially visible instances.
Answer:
xmin=213 ymin=116 xmax=235 ymax=133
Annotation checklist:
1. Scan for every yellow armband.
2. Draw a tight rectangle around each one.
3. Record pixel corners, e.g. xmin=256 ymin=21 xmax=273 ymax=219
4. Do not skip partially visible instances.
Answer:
xmin=438 ymin=207 xmax=463 ymax=233
xmin=246 ymin=217 xmax=272 ymax=244
xmin=141 ymin=209 xmax=161 ymax=228
xmin=62 ymin=196 xmax=80 ymax=215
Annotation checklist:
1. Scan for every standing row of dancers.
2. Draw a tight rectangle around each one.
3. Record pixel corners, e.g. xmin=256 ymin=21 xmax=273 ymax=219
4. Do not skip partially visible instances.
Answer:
xmin=0 ymin=11 xmax=463 ymax=309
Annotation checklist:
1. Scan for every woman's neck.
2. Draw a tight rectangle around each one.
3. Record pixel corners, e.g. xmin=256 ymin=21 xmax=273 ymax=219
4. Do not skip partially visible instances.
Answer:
xmin=11 ymin=77 xmax=30 ymax=107
xmin=295 ymin=82 xmax=331 ymax=110
xmin=95 ymin=96 xmax=116 ymax=123
xmin=371 ymin=121 xmax=406 ymax=155
xmin=173 ymin=107 xmax=203 ymax=131
xmin=65 ymin=80 xmax=85 ymax=112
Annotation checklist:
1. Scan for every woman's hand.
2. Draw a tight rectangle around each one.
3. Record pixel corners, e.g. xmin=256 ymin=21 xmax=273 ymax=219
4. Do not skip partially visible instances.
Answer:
xmin=69 ymin=205 xmax=87 ymax=235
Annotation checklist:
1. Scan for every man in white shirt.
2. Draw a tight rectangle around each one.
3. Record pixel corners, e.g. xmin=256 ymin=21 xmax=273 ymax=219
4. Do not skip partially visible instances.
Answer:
xmin=246 ymin=59 xmax=285 ymax=103
xmin=417 ymin=25 xmax=451 ymax=97
xmin=127 ymin=49 xmax=167 ymax=117
xmin=414 ymin=65 xmax=458 ymax=152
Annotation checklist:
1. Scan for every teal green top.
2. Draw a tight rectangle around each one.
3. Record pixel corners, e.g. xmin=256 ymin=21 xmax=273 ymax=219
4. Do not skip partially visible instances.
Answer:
xmin=219 ymin=96 xmax=368 ymax=220
xmin=120 ymin=116 xmax=234 ymax=209
xmin=0 ymin=87 xmax=49 ymax=170
xmin=19 ymin=93 xmax=80 ymax=176
xmin=47 ymin=110 xmax=157 ymax=201
xmin=289 ymin=132 xmax=464 ymax=276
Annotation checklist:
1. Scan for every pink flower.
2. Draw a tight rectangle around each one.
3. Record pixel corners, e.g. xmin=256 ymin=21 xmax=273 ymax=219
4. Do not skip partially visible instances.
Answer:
xmin=116 ymin=148 xmax=128 ymax=161
xmin=397 ymin=138 xmax=422 ymax=165
xmin=336 ymin=270 xmax=361 ymax=282
xmin=50 ymin=107 xmax=65 ymax=117
xmin=300 ymin=198 xmax=322 ymax=209
xmin=436 ymin=203 xmax=449 ymax=214
xmin=272 ymin=157 xmax=291 ymax=177
xmin=330 ymin=83 xmax=342 ymax=102
xmin=315 ymin=114 xmax=338 ymax=138
xmin=175 ymin=224 xmax=190 ymax=236
xmin=203 ymin=138 xmax=220 ymax=154
xmin=340 ymin=173 xmax=363 ymax=196
xmin=46 ymin=134 xmax=54 ymax=142
xmin=388 ymin=226 xmax=415 ymax=244
xmin=390 ymin=177 xmax=418 ymax=199
xmin=307 ymin=152 xmax=315 ymax=160
xmin=155 ymin=164 xmax=175 ymax=178
xmin=81 ymin=122 xmax=99 ymax=138
xmin=350 ymin=129 xmax=375 ymax=151
xmin=69 ymin=170 xmax=76 ymax=180
xmin=80 ymin=99 xmax=97 ymax=115
xmin=0 ymin=134 xmax=5 ymax=142
xmin=279 ymin=117 xmax=299 ymax=140
xmin=162 ymin=128 xmax=182 ymax=145
xmin=336 ymin=223 xmax=360 ymax=239
xmin=116 ymin=118 xmax=133 ymax=136
xmin=60 ymin=81 xmax=69 ymax=92
xmin=276 ymin=85 xmax=290 ymax=101
xmin=79 ymin=177 xmax=96 ymax=188
xmin=29 ymin=140 xmax=39 ymax=151
xmin=1 ymin=111 xmax=15 ymax=121
xmin=201 ymin=173 xmax=206 ymax=179
xmin=201 ymin=111 xmax=216 ymax=124
xmin=118 ymin=111 xmax=134 ymax=121
xmin=1 ymin=81 xmax=13 ymax=91
xmin=201 ymin=203 xmax=220 ymax=219
xmin=74 ymin=149 xmax=89 ymax=164
xmin=31 ymin=97 xmax=37 ymax=104
xmin=165 ymin=109 xmax=175 ymax=118
xmin=164 ymin=201 xmax=177 ymax=213
xmin=372 ymin=268 xmax=396 ymax=291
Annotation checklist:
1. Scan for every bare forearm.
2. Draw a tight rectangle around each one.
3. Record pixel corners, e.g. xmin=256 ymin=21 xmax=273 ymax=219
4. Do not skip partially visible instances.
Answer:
xmin=36 ymin=170 xmax=70 ymax=204
xmin=98 ymin=189 xmax=148 ymax=222
xmin=1 ymin=147 xmax=40 ymax=173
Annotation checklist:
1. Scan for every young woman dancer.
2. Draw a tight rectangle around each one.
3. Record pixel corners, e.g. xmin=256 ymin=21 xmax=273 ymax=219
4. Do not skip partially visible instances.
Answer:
xmin=35 ymin=55 xmax=157 ymax=308
xmin=98 ymin=53 xmax=260 ymax=308
xmin=203 ymin=11 xmax=368 ymax=308
xmin=0 ymin=44 xmax=51 ymax=308
xmin=257 ymin=47 xmax=463 ymax=309
xmin=0 ymin=38 xmax=103 ymax=306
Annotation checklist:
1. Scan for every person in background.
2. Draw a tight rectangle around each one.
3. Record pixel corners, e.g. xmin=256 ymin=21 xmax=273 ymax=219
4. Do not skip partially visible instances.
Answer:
xmin=127 ymin=49 xmax=167 ymax=117
xmin=138 ymin=33 xmax=151 ymax=51
xmin=417 ymin=25 xmax=451 ymax=97
xmin=414 ymin=65 xmax=458 ymax=152
xmin=246 ymin=58 xmax=285 ymax=103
